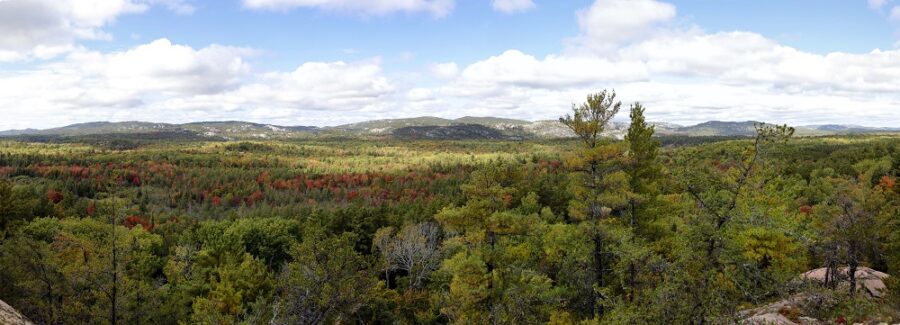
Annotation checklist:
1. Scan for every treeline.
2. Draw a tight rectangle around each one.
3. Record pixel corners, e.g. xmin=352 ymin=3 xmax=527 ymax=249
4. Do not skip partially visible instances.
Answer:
xmin=2 ymin=129 xmax=220 ymax=150
xmin=1 ymin=91 xmax=899 ymax=324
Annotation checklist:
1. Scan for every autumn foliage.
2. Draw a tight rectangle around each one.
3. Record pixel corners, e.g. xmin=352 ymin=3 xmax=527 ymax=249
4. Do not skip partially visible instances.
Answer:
xmin=123 ymin=215 xmax=153 ymax=231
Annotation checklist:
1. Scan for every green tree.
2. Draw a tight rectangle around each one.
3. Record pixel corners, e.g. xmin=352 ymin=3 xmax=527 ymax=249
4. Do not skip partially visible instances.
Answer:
xmin=435 ymin=162 xmax=555 ymax=324
xmin=0 ymin=234 xmax=66 ymax=324
xmin=813 ymin=177 xmax=888 ymax=296
xmin=621 ymin=102 xmax=663 ymax=302
xmin=560 ymin=90 xmax=629 ymax=318
xmin=189 ymin=253 xmax=272 ymax=324
xmin=163 ymin=219 xmax=276 ymax=324
xmin=274 ymin=231 xmax=377 ymax=324
xmin=679 ymin=123 xmax=794 ymax=322
xmin=624 ymin=102 xmax=662 ymax=236
xmin=0 ymin=180 xmax=12 ymax=232
xmin=0 ymin=216 xmax=165 ymax=324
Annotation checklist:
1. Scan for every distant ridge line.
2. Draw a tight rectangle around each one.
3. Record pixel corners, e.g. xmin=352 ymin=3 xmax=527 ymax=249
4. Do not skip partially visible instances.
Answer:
xmin=1 ymin=117 xmax=898 ymax=139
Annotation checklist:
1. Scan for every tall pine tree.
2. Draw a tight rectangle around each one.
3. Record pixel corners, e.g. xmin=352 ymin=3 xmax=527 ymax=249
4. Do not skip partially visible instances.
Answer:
xmin=560 ymin=90 xmax=629 ymax=318
xmin=623 ymin=102 xmax=662 ymax=304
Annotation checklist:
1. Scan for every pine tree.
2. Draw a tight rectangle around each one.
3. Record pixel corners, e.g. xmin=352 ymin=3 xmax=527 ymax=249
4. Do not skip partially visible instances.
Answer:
xmin=680 ymin=123 xmax=794 ymax=322
xmin=622 ymin=102 xmax=662 ymax=304
xmin=274 ymin=230 xmax=376 ymax=324
xmin=624 ymin=102 xmax=661 ymax=237
xmin=559 ymin=90 xmax=627 ymax=318
xmin=436 ymin=162 xmax=554 ymax=324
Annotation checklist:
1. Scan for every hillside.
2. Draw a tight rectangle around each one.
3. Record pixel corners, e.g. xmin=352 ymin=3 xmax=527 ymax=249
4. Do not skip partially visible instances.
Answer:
xmin=2 ymin=117 xmax=899 ymax=141
xmin=802 ymin=124 xmax=900 ymax=134
xmin=654 ymin=121 xmax=854 ymax=137
xmin=392 ymin=124 xmax=513 ymax=140
xmin=180 ymin=121 xmax=319 ymax=138
xmin=674 ymin=121 xmax=760 ymax=136
xmin=453 ymin=116 xmax=531 ymax=126
xmin=332 ymin=116 xmax=456 ymax=134
xmin=0 ymin=121 xmax=321 ymax=140
xmin=0 ymin=121 xmax=176 ymax=136
xmin=337 ymin=117 xmax=624 ymax=139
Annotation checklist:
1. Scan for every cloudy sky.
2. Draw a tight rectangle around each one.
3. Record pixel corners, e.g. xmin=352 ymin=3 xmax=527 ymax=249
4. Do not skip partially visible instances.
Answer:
xmin=1 ymin=0 xmax=900 ymax=130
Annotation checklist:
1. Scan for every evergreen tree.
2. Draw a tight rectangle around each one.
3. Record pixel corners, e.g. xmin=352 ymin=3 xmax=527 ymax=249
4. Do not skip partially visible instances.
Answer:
xmin=273 ymin=231 xmax=377 ymax=324
xmin=559 ymin=90 xmax=629 ymax=318
xmin=679 ymin=123 xmax=794 ymax=322
xmin=436 ymin=162 xmax=555 ymax=324
xmin=620 ymin=102 xmax=663 ymax=306
xmin=624 ymin=102 xmax=662 ymax=237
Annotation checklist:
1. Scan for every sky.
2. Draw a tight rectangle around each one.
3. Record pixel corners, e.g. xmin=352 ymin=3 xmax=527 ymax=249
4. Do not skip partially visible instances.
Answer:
xmin=1 ymin=0 xmax=900 ymax=130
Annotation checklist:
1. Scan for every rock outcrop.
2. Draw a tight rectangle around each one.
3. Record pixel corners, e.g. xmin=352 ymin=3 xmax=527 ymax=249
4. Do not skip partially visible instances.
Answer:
xmin=743 ymin=312 xmax=807 ymax=325
xmin=740 ymin=267 xmax=893 ymax=324
xmin=0 ymin=299 xmax=33 ymax=325
xmin=800 ymin=267 xmax=889 ymax=298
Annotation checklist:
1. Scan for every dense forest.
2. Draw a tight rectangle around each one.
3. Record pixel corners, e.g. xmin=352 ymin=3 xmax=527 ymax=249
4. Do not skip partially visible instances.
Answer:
xmin=1 ymin=92 xmax=899 ymax=324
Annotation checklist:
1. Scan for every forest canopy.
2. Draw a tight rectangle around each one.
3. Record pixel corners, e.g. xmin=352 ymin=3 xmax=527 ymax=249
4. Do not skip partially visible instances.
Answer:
xmin=1 ymin=92 xmax=899 ymax=324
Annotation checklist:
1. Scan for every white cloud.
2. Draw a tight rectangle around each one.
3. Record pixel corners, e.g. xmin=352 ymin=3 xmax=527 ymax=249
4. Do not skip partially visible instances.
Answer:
xmin=492 ymin=0 xmax=535 ymax=14
xmin=61 ymin=39 xmax=250 ymax=105
xmin=407 ymin=88 xmax=436 ymax=102
xmin=416 ymin=49 xmax=900 ymax=126
xmin=4 ymin=0 xmax=900 ymax=129
xmin=869 ymin=0 xmax=888 ymax=9
xmin=226 ymin=60 xmax=394 ymax=111
xmin=404 ymin=0 xmax=900 ymax=127
xmin=446 ymin=50 xmax=646 ymax=96
xmin=618 ymin=31 xmax=900 ymax=94
xmin=611 ymin=81 xmax=896 ymax=126
xmin=0 ymin=0 xmax=194 ymax=61
xmin=572 ymin=0 xmax=676 ymax=53
xmin=430 ymin=62 xmax=459 ymax=79
xmin=149 ymin=0 xmax=196 ymax=14
xmin=891 ymin=5 xmax=900 ymax=20
xmin=0 ymin=39 xmax=399 ymax=129
xmin=0 ymin=39 xmax=249 ymax=121
xmin=242 ymin=0 xmax=455 ymax=18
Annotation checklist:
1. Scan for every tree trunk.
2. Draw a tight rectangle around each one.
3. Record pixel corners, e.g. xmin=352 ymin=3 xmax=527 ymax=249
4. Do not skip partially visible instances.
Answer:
xmin=628 ymin=200 xmax=636 ymax=303
xmin=593 ymin=232 xmax=604 ymax=317
xmin=44 ymin=279 xmax=54 ymax=324
xmin=110 ymin=211 xmax=118 ymax=325
xmin=848 ymin=251 xmax=858 ymax=297
xmin=487 ymin=230 xmax=497 ymax=324
xmin=589 ymin=158 xmax=606 ymax=318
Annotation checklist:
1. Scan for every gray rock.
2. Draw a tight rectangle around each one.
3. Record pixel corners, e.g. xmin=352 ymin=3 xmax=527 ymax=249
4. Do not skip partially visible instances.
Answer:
xmin=0 ymin=299 xmax=33 ymax=325
xmin=801 ymin=266 xmax=890 ymax=298
xmin=743 ymin=313 xmax=797 ymax=325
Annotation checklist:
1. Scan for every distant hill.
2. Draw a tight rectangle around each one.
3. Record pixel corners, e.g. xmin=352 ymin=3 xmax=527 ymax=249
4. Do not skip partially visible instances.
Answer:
xmin=670 ymin=121 xmax=762 ymax=137
xmin=523 ymin=120 xmax=577 ymax=138
xmin=393 ymin=124 xmax=512 ymax=140
xmin=0 ymin=121 xmax=321 ymax=140
xmin=652 ymin=121 xmax=835 ymax=137
xmin=0 ymin=121 xmax=176 ymax=136
xmin=454 ymin=116 xmax=530 ymax=127
xmin=802 ymin=124 xmax=900 ymax=134
xmin=334 ymin=116 xmax=529 ymax=134
xmin=180 ymin=121 xmax=320 ymax=138
xmin=662 ymin=121 xmax=900 ymax=137
xmin=0 ymin=128 xmax=39 ymax=136
xmin=336 ymin=116 xmax=577 ymax=139
xmin=2 ymin=117 xmax=897 ymax=141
